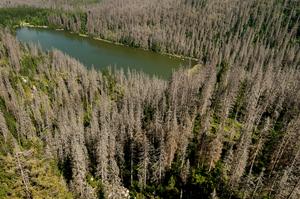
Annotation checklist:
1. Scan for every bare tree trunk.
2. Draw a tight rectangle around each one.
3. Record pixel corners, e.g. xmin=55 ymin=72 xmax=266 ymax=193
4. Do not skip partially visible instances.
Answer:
xmin=248 ymin=138 xmax=262 ymax=175
xmin=15 ymin=152 xmax=31 ymax=199
xmin=130 ymin=135 xmax=133 ymax=187
xmin=180 ymin=188 xmax=183 ymax=199
xmin=287 ymin=177 xmax=300 ymax=199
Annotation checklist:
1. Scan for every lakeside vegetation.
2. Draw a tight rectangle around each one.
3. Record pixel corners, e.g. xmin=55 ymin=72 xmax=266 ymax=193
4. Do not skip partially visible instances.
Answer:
xmin=0 ymin=7 xmax=50 ymax=28
xmin=2 ymin=0 xmax=299 ymax=61
xmin=0 ymin=6 xmax=197 ymax=62
xmin=0 ymin=0 xmax=299 ymax=198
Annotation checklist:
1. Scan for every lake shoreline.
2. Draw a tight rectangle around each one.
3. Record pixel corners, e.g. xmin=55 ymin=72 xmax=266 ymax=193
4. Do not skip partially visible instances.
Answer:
xmin=17 ymin=26 xmax=194 ymax=78
xmin=18 ymin=22 xmax=198 ymax=62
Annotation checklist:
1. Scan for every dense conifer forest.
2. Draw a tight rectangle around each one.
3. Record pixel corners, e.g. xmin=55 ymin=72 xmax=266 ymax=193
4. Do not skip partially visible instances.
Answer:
xmin=0 ymin=0 xmax=300 ymax=198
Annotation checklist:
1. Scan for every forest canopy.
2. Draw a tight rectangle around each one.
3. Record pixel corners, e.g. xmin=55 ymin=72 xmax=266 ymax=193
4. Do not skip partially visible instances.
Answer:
xmin=0 ymin=0 xmax=299 ymax=198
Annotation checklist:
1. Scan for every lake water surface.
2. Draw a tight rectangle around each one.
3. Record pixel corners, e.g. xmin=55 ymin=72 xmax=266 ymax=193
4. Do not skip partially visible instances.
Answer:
xmin=16 ymin=27 xmax=194 ymax=78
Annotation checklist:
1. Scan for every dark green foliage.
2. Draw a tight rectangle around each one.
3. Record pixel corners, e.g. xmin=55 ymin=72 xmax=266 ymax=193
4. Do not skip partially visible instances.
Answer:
xmin=58 ymin=156 xmax=73 ymax=184
xmin=150 ymin=40 xmax=161 ymax=53
xmin=187 ymin=114 xmax=201 ymax=166
xmin=86 ymin=174 xmax=105 ymax=199
xmin=184 ymin=162 xmax=239 ymax=199
xmin=120 ymin=35 xmax=141 ymax=48
xmin=185 ymin=31 xmax=193 ymax=39
xmin=216 ymin=60 xmax=229 ymax=83
xmin=102 ymin=69 xmax=124 ymax=101
xmin=229 ymin=80 xmax=247 ymax=121
xmin=142 ymin=105 xmax=155 ymax=129
xmin=83 ymin=99 xmax=92 ymax=127
xmin=130 ymin=155 xmax=184 ymax=198
xmin=0 ymin=97 xmax=17 ymax=139
xmin=0 ymin=138 xmax=73 ymax=198
xmin=20 ymin=54 xmax=40 ymax=79
xmin=122 ymin=139 xmax=140 ymax=188
xmin=0 ymin=154 xmax=18 ymax=198
xmin=79 ymin=12 xmax=88 ymax=33
xmin=0 ymin=7 xmax=50 ymax=28
xmin=252 ymin=112 xmax=287 ymax=175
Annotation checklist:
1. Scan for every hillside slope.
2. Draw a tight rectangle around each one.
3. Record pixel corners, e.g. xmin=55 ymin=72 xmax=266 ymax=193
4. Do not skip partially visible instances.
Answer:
xmin=0 ymin=28 xmax=300 ymax=198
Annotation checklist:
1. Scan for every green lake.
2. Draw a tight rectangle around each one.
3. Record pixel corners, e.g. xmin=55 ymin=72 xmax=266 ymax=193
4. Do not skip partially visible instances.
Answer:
xmin=16 ymin=27 xmax=195 ymax=78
